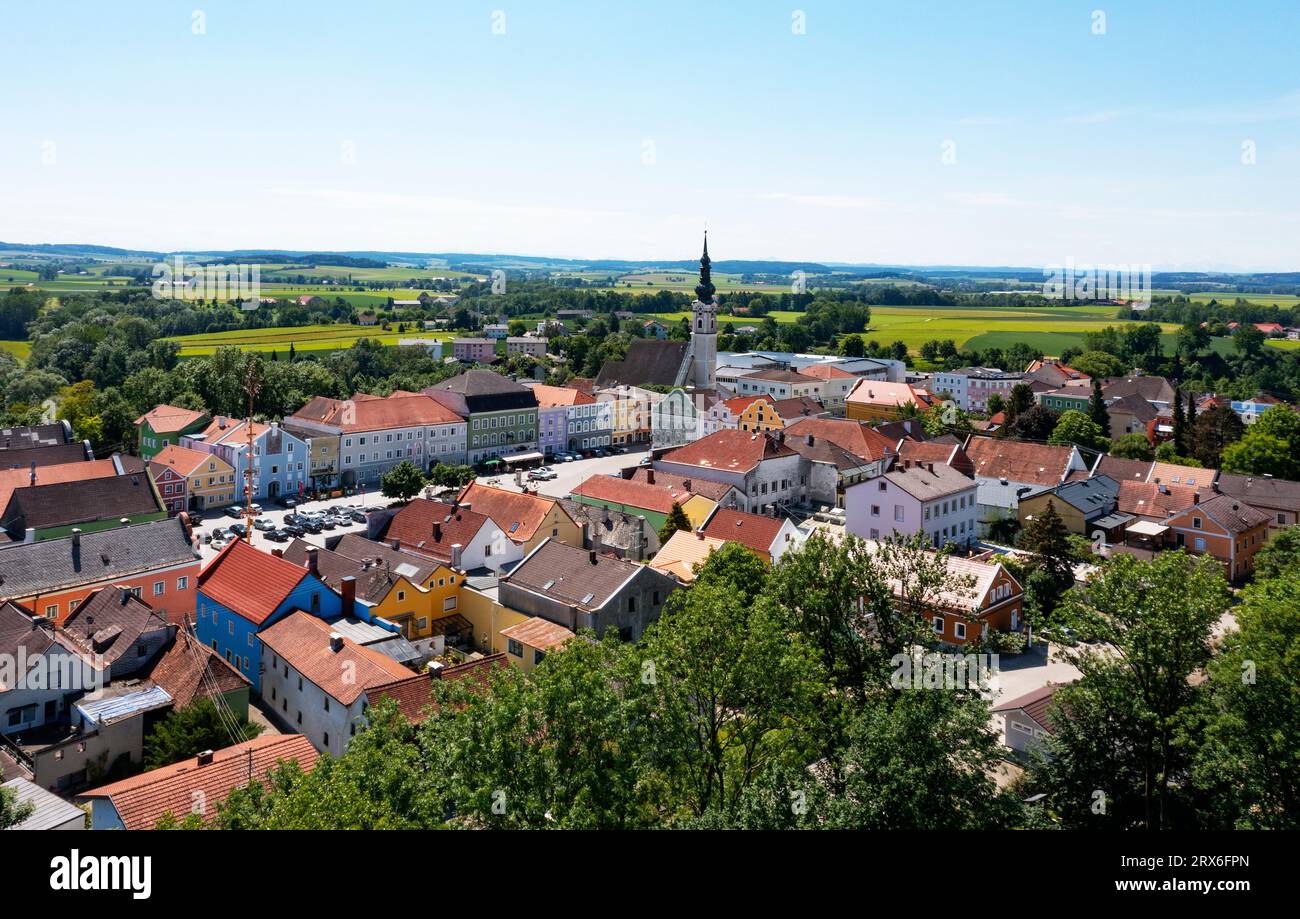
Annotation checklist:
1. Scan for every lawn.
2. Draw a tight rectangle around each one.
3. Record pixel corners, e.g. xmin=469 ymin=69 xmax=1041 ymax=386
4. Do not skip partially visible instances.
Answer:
xmin=0 ymin=340 xmax=31 ymax=361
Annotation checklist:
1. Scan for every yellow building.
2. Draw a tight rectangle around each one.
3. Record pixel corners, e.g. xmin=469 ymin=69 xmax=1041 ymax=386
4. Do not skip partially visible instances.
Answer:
xmin=149 ymin=443 xmax=238 ymax=511
xmin=735 ymin=396 xmax=780 ymax=433
xmin=300 ymin=534 xmax=466 ymax=640
xmin=458 ymin=582 xmax=532 ymax=657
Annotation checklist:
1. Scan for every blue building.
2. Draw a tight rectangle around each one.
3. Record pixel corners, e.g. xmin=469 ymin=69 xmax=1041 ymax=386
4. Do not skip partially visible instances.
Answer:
xmin=182 ymin=416 xmax=313 ymax=503
xmin=195 ymin=539 xmax=379 ymax=693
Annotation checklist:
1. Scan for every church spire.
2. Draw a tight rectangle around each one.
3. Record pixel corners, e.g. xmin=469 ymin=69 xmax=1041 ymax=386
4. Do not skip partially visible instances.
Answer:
xmin=694 ymin=231 xmax=715 ymax=304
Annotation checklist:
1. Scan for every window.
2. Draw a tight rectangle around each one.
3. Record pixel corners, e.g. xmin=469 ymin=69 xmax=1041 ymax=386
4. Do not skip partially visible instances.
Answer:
xmin=534 ymin=649 xmax=546 ymax=666
xmin=176 ymin=576 xmax=188 ymax=591
xmin=228 ymin=620 xmax=234 ymax=636
xmin=871 ymin=505 xmax=880 ymax=517
xmin=1194 ymin=537 xmax=1206 ymax=551
xmin=954 ymin=622 xmax=967 ymax=640
xmin=508 ymin=638 xmax=523 ymax=657
xmin=894 ymin=505 xmax=905 ymax=522
xmin=1193 ymin=516 xmax=1203 ymax=529
xmin=627 ymin=596 xmax=636 ymax=612
xmin=45 ymin=603 xmax=58 ymax=616
xmin=932 ymin=616 xmax=945 ymax=634
xmin=153 ymin=580 xmax=165 ymax=596
xmin=323 ymin=697 xmax=330 ymax=712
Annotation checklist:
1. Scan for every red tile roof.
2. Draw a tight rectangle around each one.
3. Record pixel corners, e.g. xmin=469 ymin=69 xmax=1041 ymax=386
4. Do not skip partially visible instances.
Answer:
xmin=624 ymin=468 xmax=736 ymax=501
xmin=197 ymin=539 xmax=310 ymax=625
xmin=259 ymin=611 xmax=413 ymax=705
xmin=150 ymin=443 xmax=224 ymax=478
xmin=289 ymin=391 xmax=462 ymax=432
xmin=530 ymin=383 xmax=595 ymax=408
xmin=0 ymin=457 xmax=120 ymax=512
xmin=365 ymin=672 xmax=435 ymax=723
xmin=570 ymin=475 xmax=696 ymax=515
xmin=700 ymin=508 xmax=785 ymax=557
xmin=383 ymin=499 xmax=491 ymax=564
xmin=784 ymin=417 xmax=895 ymax=463
xmin=134 ymin=404 xmax=207 ymax=434
xmin=457 ymin=482 xmax=570 ymax=544
xmin=798 ymin=363 xmax=856 ymax=380
xmin=1115 ymin=480 xmax=1199 ymax=519
xmin=722 ymin=394 xmax=771 ymax=414
xmin=965 ymin=438 xmax=1076 ymax=487
xmin=143 ymin=629 xmax=251 ymax=709
xmin=79 ymin=734 xmax=319 ymax=830
xmin=659 ymin=430 xmax=796 ymax=473
xmin=1170 ymin=493 xmax=1271 ymax=534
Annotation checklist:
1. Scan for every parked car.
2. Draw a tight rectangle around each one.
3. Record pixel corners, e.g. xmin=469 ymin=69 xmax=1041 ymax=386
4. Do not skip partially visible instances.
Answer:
xmin=276 ymin=496 xmax=299 ymax=508
xmin=280 ymin=522 xmax=305 ymax=538
xmin=210 ymin=537 xmax=228 ymax=552
xmin=318 ymin=517 xmax=337 ymax=530
xmin=209 ymin=527 xmax=230 ymax=542
xmin=348 ymin=509 xmax=367 ymax=523
xmin=300 ymin=520 xmax=322 ymax=534
xmin=263 ymin=528 xmax=290 ymax=543
xmin=229 ymin=523 xmax=248 ymax=538
xmin=223 ymin=506 xmax=243 ymax=519
xmin=253 ymin=518 xmax=276 ymax=532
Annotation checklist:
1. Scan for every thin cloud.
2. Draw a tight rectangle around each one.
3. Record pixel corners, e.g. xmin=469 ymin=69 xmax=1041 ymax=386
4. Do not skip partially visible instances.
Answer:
xmin=757 ymin=192 xmax=882 ymax=209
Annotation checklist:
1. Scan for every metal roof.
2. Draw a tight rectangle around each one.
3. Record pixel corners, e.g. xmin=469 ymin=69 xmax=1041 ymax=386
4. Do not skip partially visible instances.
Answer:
xmin=1 ymin=777 xmax=85 ymax=830
xmin=75 ymin=684 xmax=173 ymax=725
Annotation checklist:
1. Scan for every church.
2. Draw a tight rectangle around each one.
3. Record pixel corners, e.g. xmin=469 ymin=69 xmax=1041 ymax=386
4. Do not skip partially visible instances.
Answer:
xmin=594 ymin=234 xmax=719 ymax=392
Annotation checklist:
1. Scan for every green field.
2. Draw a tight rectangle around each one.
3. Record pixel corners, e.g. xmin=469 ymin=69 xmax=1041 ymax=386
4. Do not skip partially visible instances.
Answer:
xmin=650 ymin=302 xmax=1299 ymax=359
xmin=0 ymin=340 xmax=31 ymax=361
xmin=164 ymin=324 xmax=455 ymax=357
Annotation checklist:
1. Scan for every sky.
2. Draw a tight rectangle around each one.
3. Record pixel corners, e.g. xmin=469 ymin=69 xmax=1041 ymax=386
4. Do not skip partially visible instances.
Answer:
xmin=2 ymin=0 xmax=1298 ymax=271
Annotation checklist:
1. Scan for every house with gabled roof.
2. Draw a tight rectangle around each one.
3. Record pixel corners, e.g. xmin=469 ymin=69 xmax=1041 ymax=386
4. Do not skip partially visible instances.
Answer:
xmin=79 ymin=734 xmax=319 ymax=830
xmin=378 ymin=497 xmax=521 ymax=572
xmin=845 ymin=379 xmax=936 ymax=423
xmin=1216 ymin=472 xmax=1300 ymax=533
xmin=963 ymin=437 xmax=1088 ymax=536
xmin=1163 ymin=493 xmax=1270 ymax=582
xmin=195 ymin=539 xmax=369 ymax=692
xmin=134 ymin=405 xmax=210 ymax=461
xmin=699 ymin=506 xmax=805 ymax=563
xmin=259 ymin=612 xmax=414 ymax=754
xmin=181 ymin=417 xmax=311 ymax=503
xmin=1017 ymin=475 xmax=1127 ymax=537
xmin=904 ymin=552 xmax=1023 ymax=646
xmin=992 ymin=683 xmax=1068 ymax=755
xmin=649 ymin=529 xmax=729 ymax=584
xmin=655 ymin=430 xmax=804 ymax=515
xmin=455 ymin=482 xmax=583 ymax=552
xmin=498 ymin=538 xmax=679 ymax=642
xmin=570 ymin=474 xmax=715 ymax=532
xmin=148 ymin=443 xmax=238 ymax=513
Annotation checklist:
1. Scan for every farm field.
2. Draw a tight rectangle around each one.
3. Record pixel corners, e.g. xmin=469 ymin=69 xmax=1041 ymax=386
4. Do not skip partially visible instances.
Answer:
xmin=0 ymin=340 xmax=31 ymax=361
xmin=649 ymin=302 xmax=1295 ymax=359
xmin=164 ymin=324 xmax=454 ymax=357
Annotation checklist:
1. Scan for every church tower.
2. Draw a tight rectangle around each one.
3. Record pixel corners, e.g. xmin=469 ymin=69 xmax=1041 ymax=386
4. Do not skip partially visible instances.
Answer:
xmin=690 ymin=232 xmax=717 ymax=389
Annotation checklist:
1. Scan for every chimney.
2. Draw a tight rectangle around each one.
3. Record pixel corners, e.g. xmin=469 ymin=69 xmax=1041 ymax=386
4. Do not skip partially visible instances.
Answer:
xmin=451 ymin=543 xmax=463 ymax=568
xmin=390 ymin=538 xmax=400 ymax=551
xmin=589 ymin=548 xmax=598 ymax=564
xmin=197 ymin=750 xmax=215 ymax=766
xmin=329 ymin=632 xmax=344 ymax=652
xmin=696 ymin=528 xmax=704 ymax=540
xmin=433 ymin=522 xmax=443 ymax=542
xmin=306 ymin=546 xmax=319 ymax=576
xmin=805 ymin=434 xmax=814 ymax=447
xmin=1193 ymin=492 xmax=1200 ymax=505
xmin=646 ymin=469 xmax=655 ymax=485
xmin=71 ymin=527 xmax=81 ymax=550
xmin=683 ymin=478 xmax=692 ymax=491
xmin=340 ymin=576 xmax=356 ymax=617
xmin=119 ymin=588 xmax=130 ymax=606
xmin=272 ymin=548 xmax=284 ymax=558
xmin=592 ymin=529 xmax=602 ymax=555
xmin=29 ymin=460 xmax=36 ymax=485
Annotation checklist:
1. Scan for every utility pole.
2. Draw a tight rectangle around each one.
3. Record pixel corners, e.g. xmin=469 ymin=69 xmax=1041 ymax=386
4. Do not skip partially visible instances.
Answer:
xmin=243 ymin=358 xmax=263 ymax=544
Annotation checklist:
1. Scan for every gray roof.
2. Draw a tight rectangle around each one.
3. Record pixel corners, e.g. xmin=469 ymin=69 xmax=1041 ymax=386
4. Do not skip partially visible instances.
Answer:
xmin=595 ymin=340 xmax=688 ymax=389
xmin=882 ymin=462 xmax=976 ymax=501
xmin=0 ymin=423 xmax=72 ymax=450
xmin=2 ymin=474 xmax=163 ymax=533
xmin=428 ymin=369 xmax=537 ymax=413
xmin=0 ymin=516 xmax=198 ymax=600
xmin=1215 ymin=472 xmax=1300 ymax=513
xmin=1 ymin=777 xmax=86 ymax=830
xmin=0 ymin=443 xmax=92 ymax=470
xmin=1042 ymin=474 xmax=1120 ymax=517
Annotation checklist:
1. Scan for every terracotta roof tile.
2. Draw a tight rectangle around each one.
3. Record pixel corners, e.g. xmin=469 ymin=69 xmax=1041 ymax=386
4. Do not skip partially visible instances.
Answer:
xmin=530 ymin=384 xmax=595 ymax=408
xmin=197 ymin=539 xmax=309 ymax=625
xmin=259 ymin=611 xmax=413 ymax=705
xmin=1115 ymin=480 xmax=1199 ymax=519
xmin=79 ymin=734 xmax=318 ymax=830
xmin=150 ymin=444 xmax=225 ymax=478
xmin=649 ymin=530 xmax=728 ymax=583
xmin=624 ymin=468 xmax=736 ymax=501
xmin=143 ymin=629 xmax=251 ymax=709
xmin=1175 ymin=493 xmax=1271 ymax=534
xmin=700 ymin=508 xmax=785 ymax=556
xmin=382 ymin=499 xmax=492 ymax=564
xmin=571 ymin=475 xmax=695 ymax=516
xmin=456 ymin=482 xmax=569 ymax=544
xmin=798 ymin=363 xmax=856 ymax=380
xmin=658 ymin=430 xmax=796 ymax=473
xmin=785 ymin=417 xmax=895 ymax=463
xmin=134 ymin=405 xmax=207 ymax=434
xmin=965 ymin=438 xmax=1076 ymax=488
xmin=0 ymin=457 xmax=120 ymax=513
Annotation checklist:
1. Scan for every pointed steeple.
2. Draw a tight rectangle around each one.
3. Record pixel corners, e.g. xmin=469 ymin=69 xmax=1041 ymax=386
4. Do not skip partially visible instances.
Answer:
xmin=694 ymin=231 xmax=715 ymax=304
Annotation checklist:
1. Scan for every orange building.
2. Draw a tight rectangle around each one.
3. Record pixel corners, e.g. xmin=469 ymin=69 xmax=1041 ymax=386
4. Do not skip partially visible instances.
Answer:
xmin=845 ymin=380 xmax=936 ymax=423
xmin=0 ymin=516 xmax=200 ymax=627
xmin=1163 ymin=493 xmax=1270 ymax=582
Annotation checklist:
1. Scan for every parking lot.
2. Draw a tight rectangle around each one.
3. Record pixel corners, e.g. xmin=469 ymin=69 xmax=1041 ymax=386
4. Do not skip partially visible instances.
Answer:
xmin=190 ymin=491 xmax=393 ymax=562
xmin=479 ymin=448 xmax=650 ymax=499
xmin=190 ymin=449 xmax=651 ymax=561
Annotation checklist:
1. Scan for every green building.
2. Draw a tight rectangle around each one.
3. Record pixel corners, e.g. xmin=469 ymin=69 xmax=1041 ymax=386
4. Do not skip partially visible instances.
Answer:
xmin=134 ymin=405 xmax=210 ymax=460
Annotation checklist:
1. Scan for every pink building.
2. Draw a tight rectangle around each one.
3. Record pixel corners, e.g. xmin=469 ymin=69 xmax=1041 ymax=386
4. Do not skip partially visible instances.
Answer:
xmin=452 ymin=338 xmax=497 ymax=363
xmin=845 ymin=460 xmax=978 ymax=548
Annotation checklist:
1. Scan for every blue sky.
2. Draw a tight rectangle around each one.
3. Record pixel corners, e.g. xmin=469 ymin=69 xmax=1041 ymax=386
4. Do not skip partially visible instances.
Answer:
xmin=2 ymin=0 xmax=1298 ymax=269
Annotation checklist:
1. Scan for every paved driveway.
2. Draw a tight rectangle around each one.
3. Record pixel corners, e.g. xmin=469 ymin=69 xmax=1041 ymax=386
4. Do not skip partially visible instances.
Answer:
xmin=189 ymin=491 xmax=389 ymax=562
xmin=986 ymin=641 xmax=1082 ymax=705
